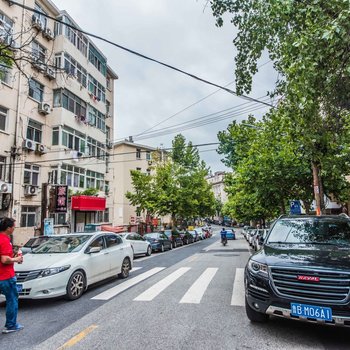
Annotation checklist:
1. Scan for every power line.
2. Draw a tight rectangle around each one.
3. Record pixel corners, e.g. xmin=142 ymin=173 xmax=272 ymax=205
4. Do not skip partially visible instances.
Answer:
xmin=10 ymin=1 xmax=275 ymax=108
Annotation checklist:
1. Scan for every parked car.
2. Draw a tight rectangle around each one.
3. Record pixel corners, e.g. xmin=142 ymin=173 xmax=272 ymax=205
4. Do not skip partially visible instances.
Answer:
xmin=247 ymin=229 xmax=257 ymax=245
xmin=180 ymin=230 xmax=195 ymax=245
xmin=245 ymin=214 xmax=350 ymax=326
xmin=226 ymin=229 xmax=236 ymax=240
xmin=21 ymin=236 xmax=50 ymax=255
xmin=195 ymin=228 xmax=207 ymax=240
xmin=253 ymin=229 xmax=269 ymax=251
xmin=144 ymin=232 xmax=172 ymax=252
xmin=188 ymin=230 xmax=200 ymax=242
xmin=119 ymin=232 xmax=152 ymax=257
xmin=13 ymin=232 xmax=133 ymax=300
xmin=163 ymin=229 xmax=184 ymax=248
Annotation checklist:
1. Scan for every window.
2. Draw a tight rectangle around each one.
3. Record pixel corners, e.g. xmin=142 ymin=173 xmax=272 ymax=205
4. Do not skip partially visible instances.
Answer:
xmin=136 ymin=148 xmax=141 ymax=159
xmin=0 ymin=11 xmax=13 ymax=44
xmin=136 ymin=167 xmax=141 ymax=171
xmin=33 ymin=3 xmax=47 ymax=29
xmin=88 ymin=44 xmax=107 ymax=76
xmin=88 ymin=75 xmax=106 ymax=102
xmin=89 ymin=236 xmax=104 ymax=250
xmin=63 ymin=52 xmax=76 ymax=75
xmin=105 ymin=234 xmax=121 ymax=248
xmin=86 ymin=170 xmax=104 ymax=190
xmin=61 ymin=126 xmax=85 ymax=152
xmin=53 ymin=89 xmax=87 ymax=118
xmin=21 ymin=206 xmax=38 ymax=227
xmin=29 ymin=79 xmax=44 ymax=102
xmin=49 ymin=213 xmax=66 ymax=225
xmin=88 ymin=105 xmax=106 ymax=132
xmin=146 ymin=151 xmax=151 ymax=160
xmin=87 ymin=136 xmax=105 ymax=159
xmin=0 ymin=106 xmax=7 ymax=131
xmin=106 ymin=76 xmax=111 ymax=90
xmin=0 ymin=65 xmax=11 ymax=85
xmin=32 ymin=41 xmax=46 ymax=62
xmin=24 ymin=164 xmax=39 ymax=186
xmin=26 ymin=119 xmax=42 ymax=143
xmin=52 ymin=126 xmax=59 ymax=145
xmin=106 ymin=100 xmax=111 ymax=116
xmin=0 ymin=156 xmax=6 ymax=181
xmin=60 ymin=164 xmax=85 ymax=188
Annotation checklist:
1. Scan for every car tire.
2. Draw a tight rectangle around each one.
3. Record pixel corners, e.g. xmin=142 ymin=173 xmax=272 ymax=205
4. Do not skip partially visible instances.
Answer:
xmin=146 ymin=245 xmax=152 ymax=256
xmin=118 ymin=258 xmax=131 ymax=279
xmin=245 ymin=298 xmax=269 ymax=323
xmin=65 ymin=270 xmax=85 ymax=301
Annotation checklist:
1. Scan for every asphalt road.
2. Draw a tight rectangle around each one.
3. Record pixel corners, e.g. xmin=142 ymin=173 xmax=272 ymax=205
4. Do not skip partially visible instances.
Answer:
xmin=1 ymin=227 xmax=350 ymax=350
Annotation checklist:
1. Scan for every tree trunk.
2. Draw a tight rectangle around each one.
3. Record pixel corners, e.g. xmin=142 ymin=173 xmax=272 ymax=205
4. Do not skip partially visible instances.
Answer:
xmin=311 ymin=160 xmax=324 ymax=215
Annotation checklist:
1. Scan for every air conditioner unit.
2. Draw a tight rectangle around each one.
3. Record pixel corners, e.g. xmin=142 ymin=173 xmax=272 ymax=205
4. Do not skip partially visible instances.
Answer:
xmin=32 ymin=16 xmax=44 ymax=31
xmin=43 ymin=27 xmax=54 ymax=40
xmin=44 ymin=67 xmax=55 ymax=80
xmin=36 ymin=143 xmax=47 ymax=155
xmin=106 ymin=141 xmax=113 ymax=149
xmin=22 ymin=139 xmax=36 ymax=151
xmin=38 ymin=102 xmax=51 ymax=115
xmin=0 ymin=181 xmax=12 ymax=194
xmin=24 ymin=185 xmax=38 ymax=196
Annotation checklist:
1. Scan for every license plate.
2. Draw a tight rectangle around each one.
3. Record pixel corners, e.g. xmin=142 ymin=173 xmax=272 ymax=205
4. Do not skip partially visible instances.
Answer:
xmin=16 ymin=284 xmax=23 ymax=293
xmin=291 ymin=302 xmax=332 ymax=321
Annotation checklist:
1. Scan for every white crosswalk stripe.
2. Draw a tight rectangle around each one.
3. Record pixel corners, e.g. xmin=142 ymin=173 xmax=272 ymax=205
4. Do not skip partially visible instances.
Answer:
xmin=231 ymin=268 xmax=245 ymax=306
xmin=134 ymin=267 xmax=191 ymax=301
xmin=92 ymin=267 xmax=165 ymax=300
xmin=179 ymin=268 xmax=218 ymax=304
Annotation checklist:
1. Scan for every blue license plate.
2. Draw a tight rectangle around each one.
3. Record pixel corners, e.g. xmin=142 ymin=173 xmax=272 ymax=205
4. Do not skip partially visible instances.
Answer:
xmin=291 ymin=303 xmax=332 ymax=321
xmin=16 ymin=284 xmax=23 ymax=293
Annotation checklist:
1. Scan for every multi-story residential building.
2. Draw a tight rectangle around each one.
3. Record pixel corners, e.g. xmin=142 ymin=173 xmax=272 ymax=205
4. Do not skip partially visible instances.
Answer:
xmin=206 ymin=171 xmax=228 ymax=204
xmin=110 ymin=140 xmax=158 ymax=228
xmin=0 ymin=0 xmax=117 ymax=245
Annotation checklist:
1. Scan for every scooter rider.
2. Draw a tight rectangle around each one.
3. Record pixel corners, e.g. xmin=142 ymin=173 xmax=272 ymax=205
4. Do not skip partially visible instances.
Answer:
xmin=220 ymin=226 xmax=227 ymax=245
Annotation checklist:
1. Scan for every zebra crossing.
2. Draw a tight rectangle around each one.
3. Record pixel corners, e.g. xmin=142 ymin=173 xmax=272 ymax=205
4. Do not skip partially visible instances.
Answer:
xmin=92 ymin=266 xmax=246 ymax=306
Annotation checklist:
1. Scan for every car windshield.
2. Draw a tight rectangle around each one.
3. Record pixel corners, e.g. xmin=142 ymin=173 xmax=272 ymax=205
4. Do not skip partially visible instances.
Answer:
xmin=31 ymin=235 xmax=91 ymax=253
xmin=144 ymin=233 xmax=159 ymax=239
xmin=23 ymin=237 xmax=48 ymax=248
xmin=267 ymin=218 xmax=350 ymax=245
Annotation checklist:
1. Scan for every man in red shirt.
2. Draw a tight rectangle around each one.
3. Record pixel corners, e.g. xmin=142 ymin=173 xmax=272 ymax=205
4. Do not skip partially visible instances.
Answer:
xmin=0 ymin=217 xmax=24 ymax=333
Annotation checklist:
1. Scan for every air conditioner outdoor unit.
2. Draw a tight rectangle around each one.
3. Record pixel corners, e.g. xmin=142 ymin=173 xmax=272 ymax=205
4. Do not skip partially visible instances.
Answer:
xmin=106 ymin=141 xmax=113 ymax=149
xmin=22 ymin=139 xmax=36 ymax=151
xmin=43 ymin=27 xmax=54 ymax=40
xmin=36 ymin=143 xmax=47 ymax=154
xmin=38 ymin=102 xmax=51 ymax=115
xmin=24 ymin=185 xmax=38 ymax=196
xmin=32 ymin=16 xmax=44 ymax=31
xmin=0 ymin=181 xmax=12 ymax=194
xmin=44 ymin=67 xmax=55 ymax=80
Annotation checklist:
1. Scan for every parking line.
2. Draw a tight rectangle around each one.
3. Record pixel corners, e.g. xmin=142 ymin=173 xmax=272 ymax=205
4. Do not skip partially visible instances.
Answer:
xmin=231 ymin=268 xmax=245 ymax=306
xmin=134 ymin=267 xmax=191 ymax=301
xmin=180 ymin=268 xmax=218 ymax=304
xmin=92 ymin=267 xmax=165 ymax=300
xmin=56 ymin=324 xmax=98 ymax=350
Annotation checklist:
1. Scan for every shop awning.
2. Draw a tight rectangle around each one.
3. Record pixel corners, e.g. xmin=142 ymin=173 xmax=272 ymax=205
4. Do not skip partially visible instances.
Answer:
xmin=71 ymin=195 xmax=106 ymax=211
xmin=101 ymin=225 xmax=126 ymax=233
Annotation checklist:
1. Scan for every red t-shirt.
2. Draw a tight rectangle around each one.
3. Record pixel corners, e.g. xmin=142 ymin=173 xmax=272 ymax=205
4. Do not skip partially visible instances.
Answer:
xmin=0 ymin=233 xmax=15 ymax=280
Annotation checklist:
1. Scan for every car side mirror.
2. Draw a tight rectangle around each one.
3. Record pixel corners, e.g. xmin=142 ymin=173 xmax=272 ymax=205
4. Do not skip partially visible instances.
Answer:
xmin=87 ymin=246 xmax=102 ymax=254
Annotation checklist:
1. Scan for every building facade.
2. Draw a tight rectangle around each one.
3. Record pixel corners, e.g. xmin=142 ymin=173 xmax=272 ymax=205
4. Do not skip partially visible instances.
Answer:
xmin=0 ymin=0 xmax=117 ymax=245
xmin=206 ymin=171 xmax=228 ymax=204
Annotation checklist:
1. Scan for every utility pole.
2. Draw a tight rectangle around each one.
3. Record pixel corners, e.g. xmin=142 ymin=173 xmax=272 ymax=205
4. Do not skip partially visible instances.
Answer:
xmin=41 ymin=183 xmax=48 ymax=235
xmin=312 ymin=161 xmax=323 ymax=216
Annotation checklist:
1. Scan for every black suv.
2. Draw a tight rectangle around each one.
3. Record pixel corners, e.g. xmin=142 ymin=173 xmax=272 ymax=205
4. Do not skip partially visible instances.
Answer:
xmin=245 ymin=215 xmax=350 ymax=327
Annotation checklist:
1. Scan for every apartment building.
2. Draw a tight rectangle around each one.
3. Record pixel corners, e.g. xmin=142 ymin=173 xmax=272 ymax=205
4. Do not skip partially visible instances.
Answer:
xmin=206 ymin=171 xmax=228 ymax=203
xmin=0 ymin=0 xmax=117 ymax=245
xmin=110 ymin=140 xmax=158 ymax=227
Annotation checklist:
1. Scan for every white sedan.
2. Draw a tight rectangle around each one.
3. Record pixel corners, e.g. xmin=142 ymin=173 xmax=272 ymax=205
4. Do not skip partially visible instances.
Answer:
xmin=14 ymin=232 xmax=133 ymax=300
xmin=120 ymin=232 xmax=152 ymax=257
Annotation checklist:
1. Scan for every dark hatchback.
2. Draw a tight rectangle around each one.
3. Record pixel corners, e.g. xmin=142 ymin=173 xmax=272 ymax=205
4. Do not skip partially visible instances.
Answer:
xmin=163 ymin=229 xmax=184 ymax=248
xmin=245 ymin=215 xmax=350 ymax=327
xmin=144 ymin=232 xmax=172 ymax=252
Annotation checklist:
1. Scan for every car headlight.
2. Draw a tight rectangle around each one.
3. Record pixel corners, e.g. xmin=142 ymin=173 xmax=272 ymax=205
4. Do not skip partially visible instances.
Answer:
xmin=247 ymin=260 xmax=268 ymax=275
xmin=38 ymin=265 xmax=71 ymax=278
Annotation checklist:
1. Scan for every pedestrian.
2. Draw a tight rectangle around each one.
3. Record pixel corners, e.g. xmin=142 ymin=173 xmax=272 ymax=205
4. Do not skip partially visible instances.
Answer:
xmin=0 ymin=217 xmax=24 ymax=334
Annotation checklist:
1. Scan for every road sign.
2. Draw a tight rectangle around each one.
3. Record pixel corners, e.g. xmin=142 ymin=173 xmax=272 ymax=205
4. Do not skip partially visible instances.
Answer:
xmin=290 ymin=200 xmax=301 ymax=215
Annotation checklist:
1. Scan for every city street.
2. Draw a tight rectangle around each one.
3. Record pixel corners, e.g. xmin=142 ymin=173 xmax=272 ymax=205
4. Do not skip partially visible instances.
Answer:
xmin=1 ymin=228 xmax=350 ymax=350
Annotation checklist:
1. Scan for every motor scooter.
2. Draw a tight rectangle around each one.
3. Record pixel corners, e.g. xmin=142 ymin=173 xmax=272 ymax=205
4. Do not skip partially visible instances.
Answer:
xmin=221 ymin=236 xmax=227 ymax=246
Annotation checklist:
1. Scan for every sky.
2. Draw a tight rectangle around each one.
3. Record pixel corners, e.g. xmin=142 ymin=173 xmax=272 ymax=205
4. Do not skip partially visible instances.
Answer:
xmin=53 ymin=0 xmax=276 ymax=172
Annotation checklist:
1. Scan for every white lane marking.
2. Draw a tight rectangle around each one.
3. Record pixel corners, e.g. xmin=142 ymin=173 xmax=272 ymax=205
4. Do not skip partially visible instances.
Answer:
xmin=91 ymin=267 xmax=165 ymax=300
xmin=179 ymin=268 xmax=218 ymax=304
xmin=134 ymin=267 xmax=191 ymax=301
xmin=131 ymin=267 xmax=142 ymax=273
xmin=231 ymin=268 xmax=245 ymax=306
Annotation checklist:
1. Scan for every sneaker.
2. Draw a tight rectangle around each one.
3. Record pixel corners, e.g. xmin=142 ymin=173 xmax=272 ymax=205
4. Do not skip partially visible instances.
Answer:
xmin=2 ymin=324 xmax=24 ymax=334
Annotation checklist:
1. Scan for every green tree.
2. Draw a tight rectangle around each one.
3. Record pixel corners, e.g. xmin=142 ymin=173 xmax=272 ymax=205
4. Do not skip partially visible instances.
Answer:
xmin=211 ymin=0 xmax=350 ymax=213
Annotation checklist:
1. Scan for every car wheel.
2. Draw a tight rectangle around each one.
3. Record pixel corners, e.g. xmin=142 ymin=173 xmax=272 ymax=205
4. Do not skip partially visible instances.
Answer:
xmin=146 ymin=245 xmax=152 ymax=256
xmin=160 ymin=244 xmax=165 ymax=252
xmin=65 ymin=270 xmax=85 ymax=300
xmin=118 ymin=258 xmax=131 ymax=279
xmin=245 ymin=298 xmax=269 ymax=323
